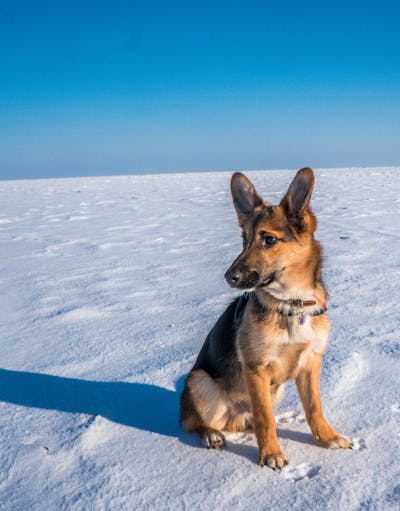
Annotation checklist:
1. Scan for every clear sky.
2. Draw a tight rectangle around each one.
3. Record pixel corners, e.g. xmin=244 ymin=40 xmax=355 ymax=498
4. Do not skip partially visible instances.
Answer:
xmin=1 ymin=0 xmax=400 ymax=180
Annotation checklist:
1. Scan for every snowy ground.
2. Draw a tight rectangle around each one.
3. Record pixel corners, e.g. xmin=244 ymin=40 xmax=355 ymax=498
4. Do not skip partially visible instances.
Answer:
xmin=0 ymin=167 xmax=399 ymax=510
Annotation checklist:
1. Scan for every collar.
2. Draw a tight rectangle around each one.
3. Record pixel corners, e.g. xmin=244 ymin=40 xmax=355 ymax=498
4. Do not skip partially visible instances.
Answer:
xmin=248 ymin=292 xmax=327 ymax=324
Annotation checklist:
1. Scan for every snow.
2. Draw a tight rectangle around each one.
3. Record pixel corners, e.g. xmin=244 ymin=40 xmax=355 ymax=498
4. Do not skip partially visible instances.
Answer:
xmin=0 ymin=167 xmax=399 ymax=510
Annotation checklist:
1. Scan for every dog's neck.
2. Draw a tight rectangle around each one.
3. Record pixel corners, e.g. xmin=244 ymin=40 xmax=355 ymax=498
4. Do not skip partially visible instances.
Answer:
xmin=251 ymin=288 xmax=327 ymax=320
xmin=254 ymin=267 xmax=328 ymax=317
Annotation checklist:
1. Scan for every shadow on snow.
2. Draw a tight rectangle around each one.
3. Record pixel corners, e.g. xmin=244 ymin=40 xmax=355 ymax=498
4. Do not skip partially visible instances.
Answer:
xmin=0 ymin=368 xmax=315 ymax=458
xmin=0 ymin=368 xmax=184 ymax=438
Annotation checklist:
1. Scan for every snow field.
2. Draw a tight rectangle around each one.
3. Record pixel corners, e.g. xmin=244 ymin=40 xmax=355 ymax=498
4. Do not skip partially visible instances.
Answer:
xmin=0 ymin=167 xmax=399 ymax=510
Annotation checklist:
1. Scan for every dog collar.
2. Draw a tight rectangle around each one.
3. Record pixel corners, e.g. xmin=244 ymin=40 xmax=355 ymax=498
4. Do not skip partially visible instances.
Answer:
xmin=285 ymin=299 xmax=318 ymax=307
xmin=249 ymin=292 xmax=327 ymax=324
xmin=277 ymin=299 xmax=327 ymax=325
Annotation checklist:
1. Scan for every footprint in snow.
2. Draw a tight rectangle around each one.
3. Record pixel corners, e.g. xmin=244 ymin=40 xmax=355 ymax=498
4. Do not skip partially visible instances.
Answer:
xmin=350 ymin=437 xmax=366 ymax=451
xmin=391 ymin=403 xmax=400 ymax=413
xmin=276 ymin=410 xmax=305 ymax=425
xmin=225 ymin=432 xmax=253 ymax=444
xmin=81 ymin=416 xmax=115 ymax=451
xmin=282 ymin=463 xmax=320 ymax=482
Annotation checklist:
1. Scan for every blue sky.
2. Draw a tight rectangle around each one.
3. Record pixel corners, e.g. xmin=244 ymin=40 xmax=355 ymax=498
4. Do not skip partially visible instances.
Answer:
xmin=0 ymin=0 xmax=399 ymax=179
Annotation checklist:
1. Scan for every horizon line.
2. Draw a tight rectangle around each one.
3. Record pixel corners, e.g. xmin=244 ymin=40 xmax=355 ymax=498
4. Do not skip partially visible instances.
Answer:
xmin=1 ymin=164 xmax=399 ymax=183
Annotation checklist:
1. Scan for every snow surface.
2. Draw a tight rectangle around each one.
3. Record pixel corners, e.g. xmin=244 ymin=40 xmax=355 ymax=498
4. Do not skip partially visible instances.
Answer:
xmin=0 ymin=167 xmax=399 ymax=510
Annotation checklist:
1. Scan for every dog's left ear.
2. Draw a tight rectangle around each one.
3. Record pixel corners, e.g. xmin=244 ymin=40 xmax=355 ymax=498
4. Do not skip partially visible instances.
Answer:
xmin=280 ymin=167 xmax=314 ymax=231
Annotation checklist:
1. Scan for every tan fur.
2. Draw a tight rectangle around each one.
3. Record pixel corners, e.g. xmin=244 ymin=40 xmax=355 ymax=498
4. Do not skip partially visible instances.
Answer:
xmin=181 ymin=367 xmax=286 ymax=435
xmin=180 ymin=168 xmax=350 ymax=467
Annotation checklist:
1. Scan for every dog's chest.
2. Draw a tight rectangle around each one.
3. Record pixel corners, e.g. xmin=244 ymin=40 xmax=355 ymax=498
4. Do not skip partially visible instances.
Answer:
xmin=276 ymin=315 xmax=316 ymax=345
xmin=240 ymin=314 xmax=329 ymax=382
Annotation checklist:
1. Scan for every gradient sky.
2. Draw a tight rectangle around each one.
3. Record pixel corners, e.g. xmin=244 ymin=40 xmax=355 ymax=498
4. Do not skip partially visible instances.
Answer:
xmin=1 ymin=0 xmax=400 ymax=179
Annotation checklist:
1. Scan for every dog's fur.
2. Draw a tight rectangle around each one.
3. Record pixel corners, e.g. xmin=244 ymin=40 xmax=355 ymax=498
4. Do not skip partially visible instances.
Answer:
xmin=180 ymin=168 xmax=351 ymax=469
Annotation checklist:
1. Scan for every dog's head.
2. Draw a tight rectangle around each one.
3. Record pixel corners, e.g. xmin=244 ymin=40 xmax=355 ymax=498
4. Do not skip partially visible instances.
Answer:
xmin=224 ymin=168 xmax=319 ymax=293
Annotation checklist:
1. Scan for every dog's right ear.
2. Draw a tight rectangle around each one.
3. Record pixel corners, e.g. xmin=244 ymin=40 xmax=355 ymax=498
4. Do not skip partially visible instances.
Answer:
xmin=231 ymin=172 xmax=263 ymax=226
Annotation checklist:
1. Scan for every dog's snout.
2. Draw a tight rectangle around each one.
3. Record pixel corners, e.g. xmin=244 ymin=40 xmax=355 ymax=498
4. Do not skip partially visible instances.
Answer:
xmin=224 ymin=268 xmax=241 ymax=287
xmin=225 ymin=265 xmax=260 ymax=289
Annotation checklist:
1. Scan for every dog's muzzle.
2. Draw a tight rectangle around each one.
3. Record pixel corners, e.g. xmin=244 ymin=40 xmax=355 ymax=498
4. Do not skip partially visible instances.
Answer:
xmin=224 ymin=266 xmax=260 ymax=289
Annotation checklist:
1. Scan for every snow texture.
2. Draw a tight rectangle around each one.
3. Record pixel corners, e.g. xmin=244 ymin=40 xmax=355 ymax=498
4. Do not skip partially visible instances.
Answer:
xmin=0 ymin=167 xmax=399 ymax=510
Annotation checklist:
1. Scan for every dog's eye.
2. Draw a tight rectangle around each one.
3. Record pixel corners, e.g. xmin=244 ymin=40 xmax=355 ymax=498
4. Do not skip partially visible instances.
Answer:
xmin=264 ymin=235 xmax=277 ymax=247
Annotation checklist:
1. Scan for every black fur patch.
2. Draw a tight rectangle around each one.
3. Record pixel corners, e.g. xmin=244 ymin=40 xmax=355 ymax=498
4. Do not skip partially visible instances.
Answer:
xmin=193 ymin=295 xmax=248 ymax=389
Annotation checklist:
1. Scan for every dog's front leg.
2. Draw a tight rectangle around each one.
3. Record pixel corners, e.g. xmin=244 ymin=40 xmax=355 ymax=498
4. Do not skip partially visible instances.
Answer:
xmin=244 ymin=365 xmax=287 ymax=469
xmin=296 ymin=353 xmax=351 ymax=449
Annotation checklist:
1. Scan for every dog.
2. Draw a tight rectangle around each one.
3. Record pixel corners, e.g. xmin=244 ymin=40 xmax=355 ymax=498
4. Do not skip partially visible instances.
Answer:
xmin=180 ymin=167 xmax=351 ymax=469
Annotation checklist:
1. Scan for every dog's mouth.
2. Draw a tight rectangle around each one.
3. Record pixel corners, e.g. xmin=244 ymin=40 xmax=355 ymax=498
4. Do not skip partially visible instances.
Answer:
xmin=256 ymin=272 xmax=276 ymax=288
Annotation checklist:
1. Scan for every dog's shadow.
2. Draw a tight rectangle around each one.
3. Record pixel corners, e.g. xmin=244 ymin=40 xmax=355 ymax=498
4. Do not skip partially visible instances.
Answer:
xmin=0 ymin=368 xmax=183 ymax=438
xmin=0 ymin=368 xmax=315 ymax=460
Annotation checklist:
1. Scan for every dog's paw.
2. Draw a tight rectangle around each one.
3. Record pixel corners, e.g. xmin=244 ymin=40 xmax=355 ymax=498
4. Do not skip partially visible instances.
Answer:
xmin=202 ymin=429 xmax=226 ymax=450
xmin=321 ymin=434 xmax=352 ymax=450
xmin=258 ymin=451 xmax=288 ymax=470
xmin=312 ymin=421 xmax=352 ymax=450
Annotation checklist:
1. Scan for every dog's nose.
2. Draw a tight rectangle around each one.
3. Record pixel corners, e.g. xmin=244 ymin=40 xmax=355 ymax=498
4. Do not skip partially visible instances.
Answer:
xmin=230 ymin=270 xmax=242 ymax=283
xmin=225 ymin=269 xmax=242 ymax=287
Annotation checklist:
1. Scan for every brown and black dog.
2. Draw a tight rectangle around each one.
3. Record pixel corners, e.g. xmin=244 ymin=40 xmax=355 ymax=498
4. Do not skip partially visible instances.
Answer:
xmin=180 ymin=168 xmax=351 ymax=469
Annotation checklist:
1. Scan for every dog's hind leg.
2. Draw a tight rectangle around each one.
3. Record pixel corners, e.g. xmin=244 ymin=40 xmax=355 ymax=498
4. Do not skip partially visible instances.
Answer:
xmin=180 ymin=369 xmax=229 ymax=449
